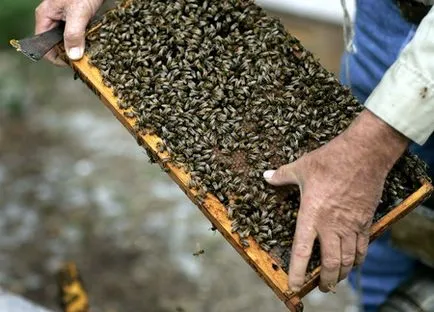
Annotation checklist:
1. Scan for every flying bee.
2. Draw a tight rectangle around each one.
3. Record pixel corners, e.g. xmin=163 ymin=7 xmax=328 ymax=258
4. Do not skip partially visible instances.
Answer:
xmin=193 ymin=249 xmax=205 ymax=257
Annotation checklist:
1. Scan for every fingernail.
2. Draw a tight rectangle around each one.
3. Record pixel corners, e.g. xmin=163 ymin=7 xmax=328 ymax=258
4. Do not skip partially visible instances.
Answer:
xmin=68 ymin=47 xmax=83 ymax=60
xmin=327 ymin=284 xmax=336 ymax=293
xmin=263 ymin=170 xmax=275 ymax=180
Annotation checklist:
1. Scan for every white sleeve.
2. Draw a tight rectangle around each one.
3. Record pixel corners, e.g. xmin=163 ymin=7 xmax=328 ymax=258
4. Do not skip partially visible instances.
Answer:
xmin=364 ymin=7 xmax=434 ymax=145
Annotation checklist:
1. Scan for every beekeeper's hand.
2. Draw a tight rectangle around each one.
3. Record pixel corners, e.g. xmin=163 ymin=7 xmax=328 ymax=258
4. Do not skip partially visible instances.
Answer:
xmin=264 ymin=109 xmax=408 ymax=293
xmin=35 ymin=0 xmax=104 ymax=66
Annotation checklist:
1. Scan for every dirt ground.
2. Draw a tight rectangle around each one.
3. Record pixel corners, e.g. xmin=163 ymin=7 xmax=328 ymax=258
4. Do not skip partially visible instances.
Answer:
xmin=0 ymin=9 xmax=360 ymax=312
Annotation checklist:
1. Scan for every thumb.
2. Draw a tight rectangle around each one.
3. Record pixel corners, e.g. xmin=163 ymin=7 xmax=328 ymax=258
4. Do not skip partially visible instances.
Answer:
xmin=63 ymin=6 xmax=93 ymax=60
xmin=263 ymin=161 xmax=299 ymax=186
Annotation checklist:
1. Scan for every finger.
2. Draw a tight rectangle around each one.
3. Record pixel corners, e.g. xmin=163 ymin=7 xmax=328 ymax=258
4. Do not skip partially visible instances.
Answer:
xmin=288 ymin=208 xmax=317 ymax=292
xmin=318 ymin=232 xmax=341 ymax=293
xmin=338 ymin=233 xmax=356 ymax=281
xmin=35 ymin=3 xmax=58 ymax=35
xmin=35 ymin=4 xmax=66 ymax=65
xmin=38 ymin=22 xmax=66 ymax=65
xmin=355 ymin=233 xmax=369 ymax=266
xmin=263 ymin=161 xmax=299 ymax=186
xmin=63 ymin=4 xmax=94 ymax=60
xmin=44 ymin=49 xmax=67 ymax=66
xmin=44 ymin=49 xmax=59 ymax=63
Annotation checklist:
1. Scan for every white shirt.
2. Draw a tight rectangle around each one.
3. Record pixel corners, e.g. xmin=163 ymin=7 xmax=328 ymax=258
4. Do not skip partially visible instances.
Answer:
xmin=364 ymin=3 xmax=434 ymax=145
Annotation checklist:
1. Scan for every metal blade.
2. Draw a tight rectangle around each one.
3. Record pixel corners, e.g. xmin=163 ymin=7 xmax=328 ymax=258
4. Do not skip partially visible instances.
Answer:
xmin=9 ymin=14 xmax=103 ymax=62
xmin=10 ymin=23 xmax=65 ymax=62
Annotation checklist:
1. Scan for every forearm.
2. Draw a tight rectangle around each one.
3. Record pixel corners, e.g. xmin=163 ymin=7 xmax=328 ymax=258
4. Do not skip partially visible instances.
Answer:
xmin=343 ymin=110 xmax=409 ymax=172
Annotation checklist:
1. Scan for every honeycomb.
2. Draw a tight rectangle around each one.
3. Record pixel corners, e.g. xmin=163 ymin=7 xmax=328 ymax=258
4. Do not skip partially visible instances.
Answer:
xmin=86 ymin=0 xmax=429 ymax=272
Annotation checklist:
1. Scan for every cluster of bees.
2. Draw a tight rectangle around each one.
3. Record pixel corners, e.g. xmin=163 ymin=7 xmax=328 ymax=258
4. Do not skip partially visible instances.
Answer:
xmin=87 ymin=0 xmax=428 ymax=271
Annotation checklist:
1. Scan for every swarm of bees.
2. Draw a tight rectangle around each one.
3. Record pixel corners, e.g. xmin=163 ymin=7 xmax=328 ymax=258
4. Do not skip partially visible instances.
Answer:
xmin=87 ymin=0 xmax=428 ymax=271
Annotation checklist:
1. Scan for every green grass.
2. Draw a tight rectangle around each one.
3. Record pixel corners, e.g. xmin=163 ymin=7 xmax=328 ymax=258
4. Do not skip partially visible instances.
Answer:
xmin=0 ymin=69 xmax=26 ymax=119
xmin=0 ymin=0 xmax=35 ymax=49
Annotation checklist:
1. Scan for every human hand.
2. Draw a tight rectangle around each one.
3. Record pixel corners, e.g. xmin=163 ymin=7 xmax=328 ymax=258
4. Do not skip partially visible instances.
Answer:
xmin=35 ymin=0 xmax=104 ymax=66
xmin=264 ymin=110 xmax=408 ymax=293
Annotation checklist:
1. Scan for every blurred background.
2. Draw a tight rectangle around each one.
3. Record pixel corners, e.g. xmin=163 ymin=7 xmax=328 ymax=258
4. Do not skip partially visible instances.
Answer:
xmin=0 ymin=0 xmax=358 ymax=311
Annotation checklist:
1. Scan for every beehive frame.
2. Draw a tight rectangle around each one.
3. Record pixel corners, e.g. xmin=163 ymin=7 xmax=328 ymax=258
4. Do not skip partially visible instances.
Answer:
xmin=56 ymin=11 xmax=433 ymax=311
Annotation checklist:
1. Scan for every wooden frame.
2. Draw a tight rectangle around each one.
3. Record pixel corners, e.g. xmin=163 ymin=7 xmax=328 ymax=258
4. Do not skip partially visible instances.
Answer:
xmin=59 ymin=52 xmax=432 ymax=311
xmin=52 ymin=6 xmax=433 ymax=306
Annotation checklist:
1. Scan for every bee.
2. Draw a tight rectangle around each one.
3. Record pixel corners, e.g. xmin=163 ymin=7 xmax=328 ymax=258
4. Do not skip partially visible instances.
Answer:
xmin=193 ymin=249 xmax=205 ymax=257
xmin=57 ymin=262 xmax=89 ymax=312
xmin=240 ymin=239 xmax=250 ymax=248
xmin=123 ymin=111 xmax=135 ymax=118
xmin=420 ymin=86 xmax=428 ymax=99
xmin=260 ymin=243 xmax=271 ymax=252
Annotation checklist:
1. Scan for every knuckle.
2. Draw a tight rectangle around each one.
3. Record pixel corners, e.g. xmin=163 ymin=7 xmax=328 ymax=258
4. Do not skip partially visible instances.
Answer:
xmin=357 ymin=240 xmax=368 ymax=252
xmin=274 ymin=166 xmax=287 ymax=180
xmin=35 ymin=5 xmax=44 ymax=18
xmin=322 ymin=257 xmax=340 ymax=271
xmin=293 ymin=243 xmax=311 ymax=259
xmin=356 ymin=249 xmax=367 ymax=261
xmin=357 ymin=219 xmax=371 ymax=232
xmin=357 ymin=237 xmax=369 ymax=257
xmin=341 ymin=254 xmax=355 ymax=267
xmin=64 ymin=30 xmax=81 ymax=42
xmin=289 ymin=280 xmax=303 ymax=290
xmin=280 ymin=164 xmax=291 ymax=175
xmin=303 ymin=224 xmax=315 ymax=233
xmin=335 ymin=224 xmax=352 ymax=237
